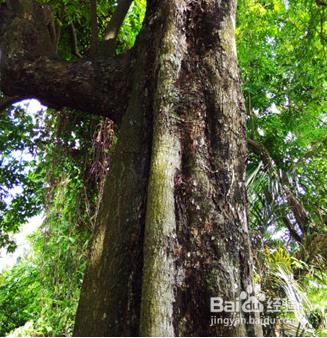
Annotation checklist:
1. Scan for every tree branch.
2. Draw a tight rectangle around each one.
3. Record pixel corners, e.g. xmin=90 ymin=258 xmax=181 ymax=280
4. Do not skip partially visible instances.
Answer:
xmin=281 ymin=175 xmax=308 ymax=232
xmin=248 ymin=139 xmax=273 ymax=170
xmin=0 ymin=0 xmax=135 ymax=123
xmin=54 ymin=21 xmax=62 ymax=54
xmin=283 ymin=216 xmax=302 ymax=244
xmin=90 ymin=0 xmax=99 ymax=57
xmin=248 ymin=139 xmax=308 ymax=238
xmin=103 ymin=0 xmax=133 ymax=56
xmin=70 ymin=23 xmax=82 ymax=58
xmin=1 ymin=55 xmax=134 ymax=123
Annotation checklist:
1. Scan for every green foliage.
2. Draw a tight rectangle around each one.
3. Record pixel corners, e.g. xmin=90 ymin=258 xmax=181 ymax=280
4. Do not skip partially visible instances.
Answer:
xmin=0 ymin=102 xmax=113 ymax=335
xmin=238 ymin=0 xmax=327 ymax=335
xmin=0 ymin=166 xmax=91 ymax=336
xmin=116 ymin=0 xmax=146 ymax=53
xmin=237 ymin=0 xmax=326 ymax=168
xmin=261 ymin=248 xmax=327 ymax=336
xmin=37 ymin=0 xmax=145 ymax=58
xmin=0 ymin=100 xmax=44 ymax=251
xmin=0 ymin=260 xmax=41 ymax=336
xmin=238 ymin=0 xmax=327 ymax=244
xmin=0 ymin=0 xmax=145 ymax=247
xmin=28 ymin=172 xmax=91 ymax=336
xmin=0 ymin=90 xmax=118 ymax=334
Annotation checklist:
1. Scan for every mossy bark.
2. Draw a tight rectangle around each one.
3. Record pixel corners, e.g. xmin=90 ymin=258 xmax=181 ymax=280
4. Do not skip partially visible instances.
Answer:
xmin=139 ymin=0 xmax=262 ymax=336
xmin=75 ymin=0 xmax=262 ymax=336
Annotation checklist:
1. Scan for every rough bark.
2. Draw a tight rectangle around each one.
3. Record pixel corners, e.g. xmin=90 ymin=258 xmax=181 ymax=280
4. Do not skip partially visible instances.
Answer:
xmin=76 ymin=0 xmax=261 ymax=336
xmin=2 ymin=55 xmax=134 ymax=121
xmin=0 ymin=0 xmax=262 ymax=336
xmin=74 ymin=13 xmax=155 ymax=335
xmin=141 ymin=1 xmax=261 ymax=335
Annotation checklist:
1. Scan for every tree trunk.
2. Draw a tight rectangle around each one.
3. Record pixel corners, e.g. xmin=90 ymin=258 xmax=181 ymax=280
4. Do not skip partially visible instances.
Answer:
xmin=74 ymin=0 xmax=261 ymax=336
xmin=0 ymin=0 xmax=262 ymax=336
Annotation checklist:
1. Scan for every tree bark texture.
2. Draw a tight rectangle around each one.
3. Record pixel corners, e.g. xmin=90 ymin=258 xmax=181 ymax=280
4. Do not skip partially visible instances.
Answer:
xmin=0 ymin=0 xmax=262 ymax=336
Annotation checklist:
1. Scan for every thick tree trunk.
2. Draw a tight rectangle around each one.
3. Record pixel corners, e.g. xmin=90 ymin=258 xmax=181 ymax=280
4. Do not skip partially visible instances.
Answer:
xmin=0 ymin=0 xmax=262 ymax=336
xmin=75 ymin=0 xmax=261 ymax=336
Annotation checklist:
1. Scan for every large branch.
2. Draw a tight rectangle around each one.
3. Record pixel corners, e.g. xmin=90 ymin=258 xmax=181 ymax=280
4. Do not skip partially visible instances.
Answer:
xmin=1 ymin=56 xmax=134 ymax=122
xmin=0 ymin=0 xmax=134 ymax=123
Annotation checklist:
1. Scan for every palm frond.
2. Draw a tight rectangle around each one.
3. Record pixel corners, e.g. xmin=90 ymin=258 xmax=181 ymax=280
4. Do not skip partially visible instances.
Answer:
xmin=273 ymin=265 xmax=316 ymax=336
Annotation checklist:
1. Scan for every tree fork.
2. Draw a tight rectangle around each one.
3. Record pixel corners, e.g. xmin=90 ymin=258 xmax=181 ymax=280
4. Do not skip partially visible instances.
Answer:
xmin=0 ymin=0 xmax=134 ymax=122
